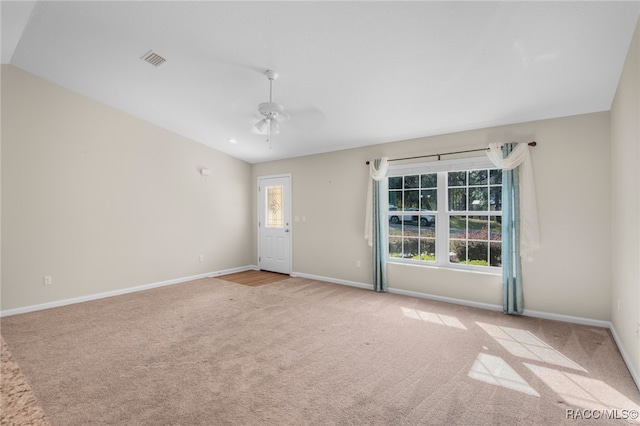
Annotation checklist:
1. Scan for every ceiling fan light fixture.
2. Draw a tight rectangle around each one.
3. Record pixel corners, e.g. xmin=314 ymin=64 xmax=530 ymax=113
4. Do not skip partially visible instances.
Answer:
xmin=255 ymin=118 xmax=268 ymax=133
xmin=254 ymin=118 xmax=280 ymax=135
xmin=270 ymin=119 xmax=280 ymax=135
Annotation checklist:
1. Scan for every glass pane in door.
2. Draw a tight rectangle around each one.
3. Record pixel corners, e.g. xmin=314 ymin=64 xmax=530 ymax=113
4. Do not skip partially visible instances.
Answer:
xmin=266 ymin=185 xmax=284 ymax=228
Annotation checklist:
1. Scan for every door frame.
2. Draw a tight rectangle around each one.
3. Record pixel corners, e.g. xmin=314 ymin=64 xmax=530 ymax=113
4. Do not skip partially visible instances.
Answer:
xmin=257 ymin=173 xmax=292 ymax=274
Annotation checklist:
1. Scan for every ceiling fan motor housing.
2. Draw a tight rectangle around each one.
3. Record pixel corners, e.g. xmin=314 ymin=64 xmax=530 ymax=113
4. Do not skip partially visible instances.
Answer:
xmin=258 ymin=101 xmax=284 ymax=119
xmin=264 ymin=69 xmax=278 ymax=80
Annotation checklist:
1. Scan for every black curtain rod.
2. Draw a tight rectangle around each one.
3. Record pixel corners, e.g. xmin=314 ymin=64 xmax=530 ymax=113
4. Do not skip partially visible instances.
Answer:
xmin=365 ymin=141 xmax=537 ymax=165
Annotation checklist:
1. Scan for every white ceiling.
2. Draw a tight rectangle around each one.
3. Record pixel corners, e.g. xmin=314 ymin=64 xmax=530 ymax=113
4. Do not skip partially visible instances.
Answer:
xmin=2 ymin=1 xmax=639 ymax=164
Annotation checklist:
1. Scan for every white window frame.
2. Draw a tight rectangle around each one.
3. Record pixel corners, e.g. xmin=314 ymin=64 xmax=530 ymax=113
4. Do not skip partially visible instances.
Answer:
xmin=387 ymin=155 xmax=502 ymax=274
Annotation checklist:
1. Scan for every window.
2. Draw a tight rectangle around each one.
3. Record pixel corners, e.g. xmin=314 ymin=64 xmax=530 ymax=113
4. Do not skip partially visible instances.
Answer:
xmin=387 ymin=157 xmax=502 ymax=271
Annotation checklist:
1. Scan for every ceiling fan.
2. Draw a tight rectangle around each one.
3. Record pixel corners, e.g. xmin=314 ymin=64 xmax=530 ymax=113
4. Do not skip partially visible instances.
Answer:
xmin=255 ymin=69 xmax=289 ymax=148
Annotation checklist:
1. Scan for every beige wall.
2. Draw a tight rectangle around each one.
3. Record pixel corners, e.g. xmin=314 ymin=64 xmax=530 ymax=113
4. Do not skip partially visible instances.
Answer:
xmin=2 ymin=63 xmax=617 ymax=324
xmin=611 ymin=18 xmax=640 ymax=382
xmin=253 ymin=111 xmax=612 ymax=320
xmin=1 ymin=65 xmax=253 ymax=311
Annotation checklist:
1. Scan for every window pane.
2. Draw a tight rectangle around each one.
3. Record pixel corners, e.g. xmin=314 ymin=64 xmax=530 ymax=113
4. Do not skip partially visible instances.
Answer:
xmin=420 ymin=218 xmax=436 ymax=237
xmin=266 ymin=185 xmax=284 ymax=228
xmin=468 ymin=241 xmax=488 ymax=265
xmin=450 ymin=215 xmax=466 ymax=239
xmin=389 ymin=237 xmax=402 ymax=258
xmin=469 ymin=170 xmax=487 ymax=185
xmin=450 ymin=240 xmax=466 ymax=263
xmin=402 ymin=215 xmax=419 ymax=237
xmin=404 ymin=190 xmax=419 ymax=210
xmin=389 ymin=191 xmax=402 ymax=211
xmin=420 ymin=189 xmax=437 ymax=211
xmin=490 ymin=187 xmax=502 ymax=211
xmin=418 ymin=239 xmax=436 ymax=261
xmin=389 ymin=176 xmax=403 ymax=189
xmin=489 ymin=216 xmax=501 ymax=241
xmin=404 ymin=175 xmax=419 ymax=189
xmin=469 ymin=187 xmax=488 ymax=211
xmin=490 ymin=169 xmax=502 ymax=185
xmin=448 ymin=188 xmax=467 ymax=211
xmin=404 ymin=238 xmax=418 ymax=258
xmin=388 ymin=215 xmax=402 ymax=235
xmin=468 ymin=216 xmax=488 ymax=239
xmin=421 ymin=173 xmax=437 ymax=188
xmin=448 ymin=171 xmax=466 ymax=187
xmin=490 ymin=242 xmax=502 ymax=267
xmin=419 ymin=215 xmax=435 ymax=230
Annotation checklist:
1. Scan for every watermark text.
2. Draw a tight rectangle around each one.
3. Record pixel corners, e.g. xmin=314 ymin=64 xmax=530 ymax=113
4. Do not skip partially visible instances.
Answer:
xmin=566 ymin=409 xmax=639 ymax=420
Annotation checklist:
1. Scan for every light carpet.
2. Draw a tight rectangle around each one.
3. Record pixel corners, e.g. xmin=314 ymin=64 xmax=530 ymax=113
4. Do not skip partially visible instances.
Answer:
xmin=1 ymin=336 xmax=51 ymax=426
xmin=1 ymin=276 xmax=639 ymax=425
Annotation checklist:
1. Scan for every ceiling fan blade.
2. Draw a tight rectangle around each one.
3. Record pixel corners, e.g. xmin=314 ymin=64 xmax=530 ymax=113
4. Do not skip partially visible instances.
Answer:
xmin=278 ymin=109 xmax=290 ymax=121
xmin=283 ymin=104 xmax=326 ymax=129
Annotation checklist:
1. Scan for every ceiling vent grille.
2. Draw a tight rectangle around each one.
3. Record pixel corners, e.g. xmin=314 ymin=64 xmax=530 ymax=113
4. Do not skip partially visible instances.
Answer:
xmin=141 ymin=51 xmax=166 ymax=67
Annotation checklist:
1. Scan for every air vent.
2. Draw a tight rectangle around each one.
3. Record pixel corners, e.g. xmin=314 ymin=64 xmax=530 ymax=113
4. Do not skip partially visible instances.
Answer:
xmin=141 ymin=50 xmax=166 ymax=67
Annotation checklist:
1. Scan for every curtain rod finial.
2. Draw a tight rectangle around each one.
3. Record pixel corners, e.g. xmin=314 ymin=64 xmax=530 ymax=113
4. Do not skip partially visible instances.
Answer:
xmin=528 ymin=141 xmax=537 ymax=147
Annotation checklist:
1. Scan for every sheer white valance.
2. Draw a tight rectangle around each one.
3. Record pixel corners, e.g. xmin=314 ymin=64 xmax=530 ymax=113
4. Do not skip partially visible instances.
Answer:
xmin=487 ymin=143 xmax=540 ymax=260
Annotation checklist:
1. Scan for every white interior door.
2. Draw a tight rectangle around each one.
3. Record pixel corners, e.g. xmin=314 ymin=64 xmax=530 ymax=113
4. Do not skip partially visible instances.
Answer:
xmin=258 ymin=175 xmax=291 ymax=274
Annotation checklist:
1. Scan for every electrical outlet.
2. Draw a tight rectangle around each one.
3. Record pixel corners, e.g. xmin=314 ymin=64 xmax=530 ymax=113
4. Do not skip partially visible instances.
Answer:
xmin=617 ymin=298 xmax=621 ymax=311
xmin=356 ymin=260 xmax=361 ymax=268
xmin=43 ymin=276 xmax=52 ymax=286
xmin=199 ymin=255 xmax=204 ymax=263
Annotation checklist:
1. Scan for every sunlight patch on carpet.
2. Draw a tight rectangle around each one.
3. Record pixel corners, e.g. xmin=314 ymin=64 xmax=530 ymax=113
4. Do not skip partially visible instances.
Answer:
xmin=468 ymin=352 xmax=540 ymax=397
xmin=401 ymin=307 xmax=467 ymax=330
xmin=525 ymin=363 xmax=640 ymax=419
xmin=476 ymin=322 xmax=586 ymax=372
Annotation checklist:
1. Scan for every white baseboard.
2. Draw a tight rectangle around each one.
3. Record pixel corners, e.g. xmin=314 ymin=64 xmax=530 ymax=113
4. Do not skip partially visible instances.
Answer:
xmin=388 ymin=287 xmax=503 ymax=312
xmin=0 ymin=265 xmax=256 ymax=317
xmin=292 ymin=272 xmax=502 ymax=312
xmin=290 ymin=272 xmax=374 ymax=291
xmin=609 ymin=323 xmax=640 ymax=392
xmin=522 ymin=308 xmax=610 ymax=328
xmin=209 ymin=265 xmax=258 ymax=277
xmin=291 ymin=272 xmax=503 ymax=311
xmin=290 ymin=273 xmax=615 ymax=325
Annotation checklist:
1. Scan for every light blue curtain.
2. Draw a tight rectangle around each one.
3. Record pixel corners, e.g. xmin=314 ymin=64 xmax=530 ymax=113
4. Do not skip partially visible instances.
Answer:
xmin=502 ymin=143 xmax=523 ymax=314
xmin=372 ymin=159 xmax=388 ymax=292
